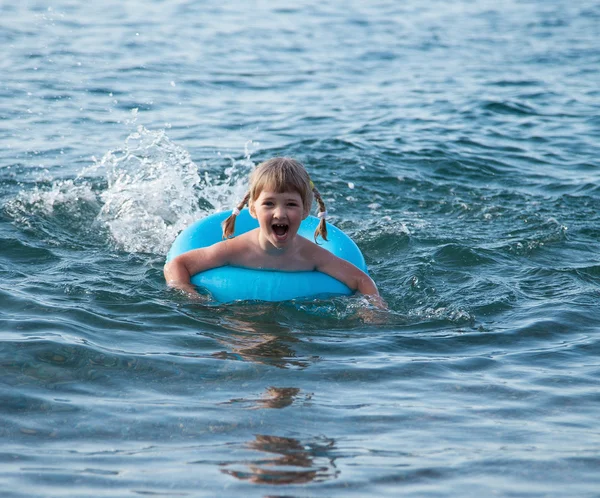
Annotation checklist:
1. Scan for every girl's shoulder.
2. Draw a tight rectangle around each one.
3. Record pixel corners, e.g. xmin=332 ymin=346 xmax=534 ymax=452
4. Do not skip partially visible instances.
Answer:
xmin=223 ymin=228 xmax=258 ymax=248
xmin=219 ymin=229 xmax=260 ymax=262
xmin=297 ymin=235 xmax=336 ymax=262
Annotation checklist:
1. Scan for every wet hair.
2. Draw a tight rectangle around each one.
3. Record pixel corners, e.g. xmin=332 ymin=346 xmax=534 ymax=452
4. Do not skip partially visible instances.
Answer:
xmin=222 ymin=157 xmax=328 ymax=242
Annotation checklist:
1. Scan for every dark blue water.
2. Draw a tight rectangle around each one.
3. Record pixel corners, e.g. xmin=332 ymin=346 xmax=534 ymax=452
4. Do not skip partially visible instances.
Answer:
xmin=1 ymin=1 xmax=599 ymax=496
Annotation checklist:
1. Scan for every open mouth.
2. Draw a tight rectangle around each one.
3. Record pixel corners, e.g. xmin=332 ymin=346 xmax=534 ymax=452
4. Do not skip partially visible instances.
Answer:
xmin=272 ymin=223 xmax=289 ymax=239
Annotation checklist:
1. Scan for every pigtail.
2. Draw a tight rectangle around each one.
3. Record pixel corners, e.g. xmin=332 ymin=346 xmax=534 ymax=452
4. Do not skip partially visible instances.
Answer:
xmin=222 ymin=191 xmax=251 ymax=239
xmin=312 ymin=186 xmax=329 ymax=242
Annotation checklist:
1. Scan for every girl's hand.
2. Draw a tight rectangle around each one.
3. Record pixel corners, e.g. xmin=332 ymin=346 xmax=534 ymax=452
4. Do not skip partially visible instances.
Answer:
xmin=355 ymin=294 xmax=388 ymax=324
xmin=167 ymin=280 xmax=209 ymax=303
xmin=365 ymin=293 xmax=387 ymax=310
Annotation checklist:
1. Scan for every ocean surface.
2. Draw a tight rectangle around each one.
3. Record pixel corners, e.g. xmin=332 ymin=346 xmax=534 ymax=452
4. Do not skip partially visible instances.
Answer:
xmin=1 ymin=0 xmax=599 ymax=496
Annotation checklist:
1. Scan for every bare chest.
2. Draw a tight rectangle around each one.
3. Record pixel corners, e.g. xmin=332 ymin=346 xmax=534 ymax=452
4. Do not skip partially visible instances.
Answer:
xmin=229 ymin=238 xmax=316 ymax=272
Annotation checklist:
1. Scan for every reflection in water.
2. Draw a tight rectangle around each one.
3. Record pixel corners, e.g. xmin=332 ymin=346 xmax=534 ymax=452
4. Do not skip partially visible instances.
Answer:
xmin=222 ymin=386 xmax=311 ymax=410
xmin=209 ymin=315 xmax=314 ymax=369
xmin=257 ymin=387 xmax=301 ymax=409
xmin=221 ymin=434 xmax=339 ymax=485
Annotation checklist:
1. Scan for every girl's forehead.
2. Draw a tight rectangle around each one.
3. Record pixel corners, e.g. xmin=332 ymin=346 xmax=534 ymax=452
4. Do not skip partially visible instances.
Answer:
xmin=255 ymin=189 xmax=303 ymax=199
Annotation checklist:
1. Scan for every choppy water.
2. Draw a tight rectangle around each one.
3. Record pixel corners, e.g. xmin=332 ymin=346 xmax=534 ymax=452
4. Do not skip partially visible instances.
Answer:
xmin=2 ymin=0 xmax=600 ymax=496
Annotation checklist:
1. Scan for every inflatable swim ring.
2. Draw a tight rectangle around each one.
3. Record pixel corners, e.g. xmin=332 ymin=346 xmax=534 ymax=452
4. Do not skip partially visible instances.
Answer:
xmin=166 ymin=209 xmax=368 ymax=303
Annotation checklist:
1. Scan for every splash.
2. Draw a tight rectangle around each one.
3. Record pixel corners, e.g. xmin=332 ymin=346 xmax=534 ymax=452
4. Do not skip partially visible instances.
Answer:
xmin=6 ymin=124 xmax=257 ymax=255
xmin=9 ymin=180 xmax=99 ymax=218
xmin=95 ymin=126 xmax=256 ymax=254
xmin=4 ymin=179 xmax=101 ymax=244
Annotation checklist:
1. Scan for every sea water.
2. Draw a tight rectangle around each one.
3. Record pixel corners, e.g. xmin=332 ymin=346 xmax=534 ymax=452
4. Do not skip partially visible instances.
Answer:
xmin=1 ymin=0 xmax=599 ymax=496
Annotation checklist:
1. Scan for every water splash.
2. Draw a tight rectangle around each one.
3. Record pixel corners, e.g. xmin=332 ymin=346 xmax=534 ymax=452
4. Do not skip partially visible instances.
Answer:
xmin=6 ymin=125 xmax=258 ymax=255
xmin=96 ymin=126 xmax=257 ymax=254
xmin=8 ymin=180 xmax=99 ymax=219
xmin=94 ymin=126 xmax=201 ymax=254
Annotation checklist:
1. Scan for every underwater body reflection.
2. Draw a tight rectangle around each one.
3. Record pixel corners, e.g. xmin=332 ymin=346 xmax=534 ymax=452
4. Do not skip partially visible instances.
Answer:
xmin=204 ymin=309 xmax=317 ymax=370
xmin=179 ymin=304 xmax=342 ymax=486
xmin=220 ymin=434 xmax=339 ymax=485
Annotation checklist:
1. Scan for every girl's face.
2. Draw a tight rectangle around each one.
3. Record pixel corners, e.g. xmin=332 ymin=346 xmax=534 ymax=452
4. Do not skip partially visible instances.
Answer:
xmin=250 ymin=189 xmax=308 ymax=250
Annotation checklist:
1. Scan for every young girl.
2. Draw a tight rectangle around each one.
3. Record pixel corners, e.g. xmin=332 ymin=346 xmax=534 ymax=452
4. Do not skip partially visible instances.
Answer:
xmin=164 ymin=157 xmax=383 ymax=306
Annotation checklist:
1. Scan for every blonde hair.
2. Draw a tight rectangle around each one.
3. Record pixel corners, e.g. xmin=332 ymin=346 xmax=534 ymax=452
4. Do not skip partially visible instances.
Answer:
xmin=222 ymin=157 xmax=328 ymax=242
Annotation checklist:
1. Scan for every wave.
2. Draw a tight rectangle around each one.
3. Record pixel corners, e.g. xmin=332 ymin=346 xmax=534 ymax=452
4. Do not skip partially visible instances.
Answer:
xmin=4 ymin=125 xmax=259 ymax=255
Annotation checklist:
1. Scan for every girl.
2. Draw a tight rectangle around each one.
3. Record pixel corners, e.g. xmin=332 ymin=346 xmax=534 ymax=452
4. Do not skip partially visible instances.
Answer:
xmin=164 ymin=157 xmax=383 ymax=306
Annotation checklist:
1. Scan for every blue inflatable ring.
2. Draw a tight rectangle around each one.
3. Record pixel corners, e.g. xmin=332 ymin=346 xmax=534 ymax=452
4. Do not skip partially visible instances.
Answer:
xmin=166 ymin=209 xmax=368 ymax=303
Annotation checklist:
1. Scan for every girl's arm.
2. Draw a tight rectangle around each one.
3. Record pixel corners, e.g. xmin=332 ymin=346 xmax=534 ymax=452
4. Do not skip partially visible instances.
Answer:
xmin=163 ymin=240 xmax=231 ymax=295
xmin=313 ymin=248 xmax=386 ymax=308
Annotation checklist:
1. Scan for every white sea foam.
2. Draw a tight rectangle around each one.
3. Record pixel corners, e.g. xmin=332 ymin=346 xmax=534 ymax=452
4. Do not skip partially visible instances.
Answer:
xmin=19 ymin=180 xmax=98 ymax=216
xmin=8 ymin=125 xmax=257 ymax=255
xmin=95 ymin=126 xmax=255 ymax=254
